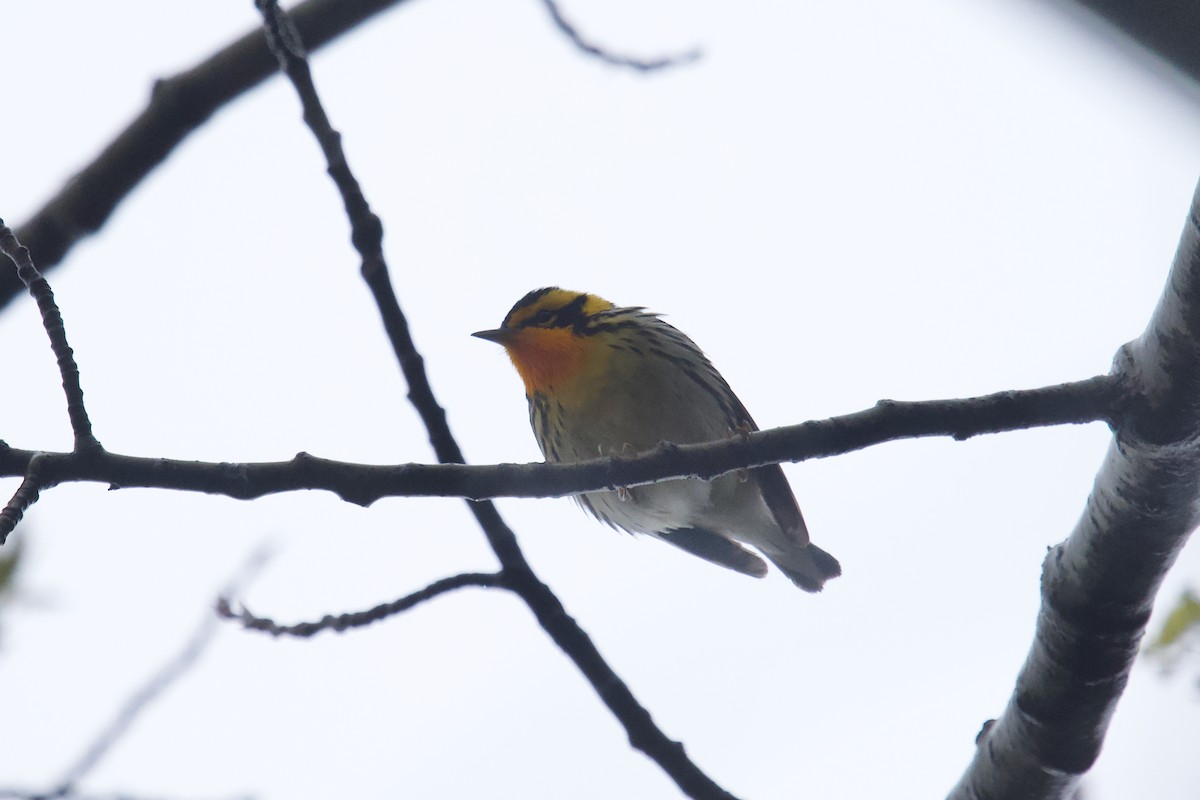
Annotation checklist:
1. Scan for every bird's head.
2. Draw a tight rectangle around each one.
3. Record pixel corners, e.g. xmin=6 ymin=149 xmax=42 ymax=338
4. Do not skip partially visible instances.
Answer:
xmin=474 ymin=287 xmax=616 ymax=397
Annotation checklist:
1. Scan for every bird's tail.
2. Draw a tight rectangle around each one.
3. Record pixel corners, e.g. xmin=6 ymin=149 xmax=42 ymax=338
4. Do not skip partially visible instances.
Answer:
xmin=767 ymin=543 xmax=842 ymax=593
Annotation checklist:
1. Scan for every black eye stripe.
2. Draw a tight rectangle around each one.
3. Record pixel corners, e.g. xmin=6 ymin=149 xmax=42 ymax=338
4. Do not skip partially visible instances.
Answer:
xmin=502 ymin=287 xmax=558 ymax=328
xmin=520 ymin=293 xmax=590 ymax=330
xmin=551 ymin=294 xmax=589 ymax=329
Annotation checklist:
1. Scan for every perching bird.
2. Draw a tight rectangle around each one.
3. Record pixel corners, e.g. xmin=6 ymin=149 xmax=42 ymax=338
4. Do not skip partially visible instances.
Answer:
xmin=474 ymin=287 xmax=840 ymax=591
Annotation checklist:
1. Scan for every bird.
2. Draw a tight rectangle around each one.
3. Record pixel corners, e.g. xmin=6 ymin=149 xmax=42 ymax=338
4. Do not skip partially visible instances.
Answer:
xmin=473 ymin=287 xmax=840 ymax=592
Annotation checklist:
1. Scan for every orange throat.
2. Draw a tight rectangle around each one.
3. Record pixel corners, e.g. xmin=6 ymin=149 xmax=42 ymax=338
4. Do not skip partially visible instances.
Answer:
xmin=503 ymin=327 xmax=591 ymax=398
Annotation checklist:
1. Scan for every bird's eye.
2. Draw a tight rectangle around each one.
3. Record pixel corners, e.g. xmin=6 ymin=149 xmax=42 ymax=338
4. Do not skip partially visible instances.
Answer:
xmin=532 ymin=309 xmax=555 ymax=326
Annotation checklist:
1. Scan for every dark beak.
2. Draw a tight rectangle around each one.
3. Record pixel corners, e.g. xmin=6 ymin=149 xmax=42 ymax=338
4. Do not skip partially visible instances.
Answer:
xmin=472 ymin=328 xmax=511 ymax=344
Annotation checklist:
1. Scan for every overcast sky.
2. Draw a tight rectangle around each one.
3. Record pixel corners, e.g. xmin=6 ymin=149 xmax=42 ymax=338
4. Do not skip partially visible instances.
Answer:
xmin=3 ymin=1 xmax=1200 ymax=798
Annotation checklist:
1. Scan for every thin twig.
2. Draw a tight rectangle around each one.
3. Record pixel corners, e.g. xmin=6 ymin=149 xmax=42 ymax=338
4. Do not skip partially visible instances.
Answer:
xmin=0 ymin=222 xmax=99 ymax=453
xmin=252 ymin=0 xmax=457 ymax=463
xmin=0 ymin=455 xmax=46 ymax=546
xmin=539 ymin=0 xmax=702 ymax=72
xmin=254 ymin=5 xmax=737 ymax=797
xmin=0 ymin=375 xmax=1128 ymax=508
xmin=36 ymin=548 xmax=271 ymax=799
xmin=217 ymin=571 xmax=507 ymax=637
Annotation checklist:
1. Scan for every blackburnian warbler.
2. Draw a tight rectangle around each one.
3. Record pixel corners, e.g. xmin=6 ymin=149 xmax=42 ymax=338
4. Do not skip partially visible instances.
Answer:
xmin=474 ymin=287 xmax=840 ymax=592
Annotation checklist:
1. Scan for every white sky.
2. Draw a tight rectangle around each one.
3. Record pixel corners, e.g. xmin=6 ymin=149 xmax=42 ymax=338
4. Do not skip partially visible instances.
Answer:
xmin=2 ymin=1 xmax=1200 ymax=798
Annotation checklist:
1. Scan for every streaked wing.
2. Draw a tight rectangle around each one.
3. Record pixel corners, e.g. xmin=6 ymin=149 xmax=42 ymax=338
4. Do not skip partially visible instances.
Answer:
xmin=751 ymin=464 xmax=810 ymax=545
xmin=723 ymin=389 xmax=811 ymax=546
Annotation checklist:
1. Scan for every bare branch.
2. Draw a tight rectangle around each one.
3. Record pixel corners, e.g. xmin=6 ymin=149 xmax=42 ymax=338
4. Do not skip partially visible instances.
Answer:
xmin=217 ymin=571 xmax=507 ymax=637
xmin=1067 ymin=0 xmax=1200 ymax=88
xmin=1 ymin=548 xmax=272 ymax=800
xmin=0 ymin=222 xmax=99 ymax=453
xmin=948 ymin=182 xmax=1200 ymax=799
xmin=253 ymin=5 xmax=736 ymax=797
xmin=0 ymin=0 xmax=417 ymax=315
xmin=0 ymin=216 xmax=104 ymax=545
xmin=0 ymin=455 xmax=46 ymax=546
xmin=0 ymin=375 xmax=1126 ymax=511
xmin=251 ymin=0 xmax=449 ymax=462
xmin=538 ymin=0 xmax=701 ymax=72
